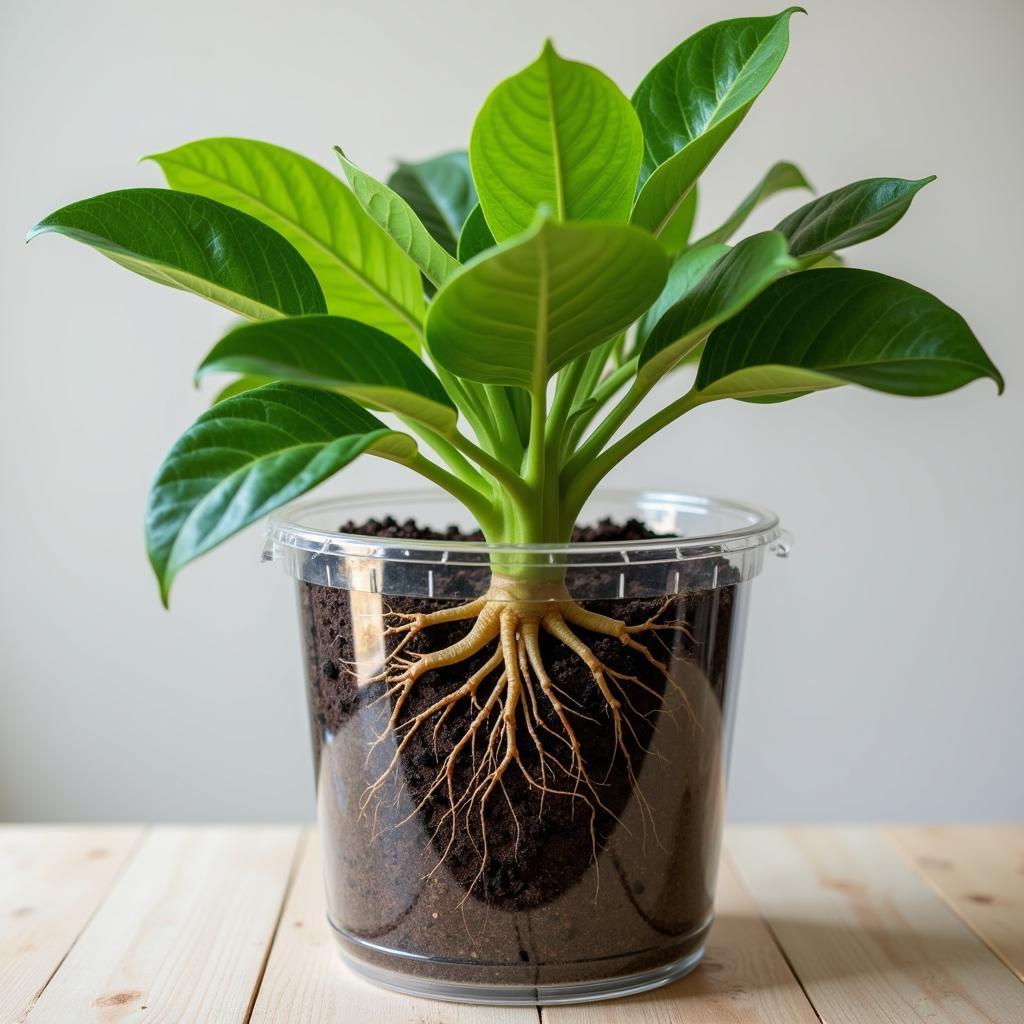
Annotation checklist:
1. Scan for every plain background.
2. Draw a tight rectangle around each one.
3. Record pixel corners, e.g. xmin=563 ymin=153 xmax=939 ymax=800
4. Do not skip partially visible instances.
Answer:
xmin=1 ymin=0 xmax=1021 ymax=824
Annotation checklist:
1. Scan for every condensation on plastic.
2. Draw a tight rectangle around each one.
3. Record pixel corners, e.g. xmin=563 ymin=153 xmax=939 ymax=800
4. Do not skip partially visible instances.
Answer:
xmin=264 ymin=489 xmax=789 ymax=601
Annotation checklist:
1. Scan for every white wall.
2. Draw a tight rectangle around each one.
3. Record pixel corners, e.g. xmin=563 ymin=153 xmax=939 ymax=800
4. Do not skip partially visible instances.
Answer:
xmin=2 ymin=0 xmax=1021 ymax=823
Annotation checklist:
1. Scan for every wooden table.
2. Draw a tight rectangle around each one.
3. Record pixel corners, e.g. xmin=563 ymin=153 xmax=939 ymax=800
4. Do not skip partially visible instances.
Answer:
xmin=3 ymin=825 xmax=1022 ymax=1023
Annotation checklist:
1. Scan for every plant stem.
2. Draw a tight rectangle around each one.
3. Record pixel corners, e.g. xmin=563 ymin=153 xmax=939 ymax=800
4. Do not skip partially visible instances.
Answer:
xmin=396 ymin=417 xmax=489 ymax=493
xmin=562 ymin=387 xmax=708 ymax=530
xmin=392 ymin=451 xmax=502 ymax=536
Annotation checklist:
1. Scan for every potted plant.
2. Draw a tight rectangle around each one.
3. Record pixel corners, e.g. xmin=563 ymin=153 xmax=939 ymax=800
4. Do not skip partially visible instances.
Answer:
xmin=29 ymin=7 xmax=1001 ymax=1006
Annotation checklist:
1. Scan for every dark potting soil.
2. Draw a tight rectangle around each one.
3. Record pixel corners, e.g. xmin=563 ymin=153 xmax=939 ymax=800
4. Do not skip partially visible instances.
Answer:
xmin=298 ymin=517 xmax=743 ymax=987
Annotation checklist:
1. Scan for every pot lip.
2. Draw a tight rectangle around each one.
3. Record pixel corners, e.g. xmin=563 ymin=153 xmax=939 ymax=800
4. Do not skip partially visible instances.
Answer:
xmin=265 ymin=489 xmax=782 ymax=563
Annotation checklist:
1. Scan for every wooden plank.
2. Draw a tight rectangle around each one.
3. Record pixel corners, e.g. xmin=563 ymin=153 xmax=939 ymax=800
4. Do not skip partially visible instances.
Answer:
xmin=0 ymin=825 xmax=143 ymax=1024
xmin=24 ymin=826 xmax=301 ymax=1024
xmin=541 ymin=851 xmax=821 ymax=1024
xmin=249 ymin=829 xmax=533 ymax=1024
xmin=888 ymin=825 xmax=1024 ymax=982
xmin=729 ymin=826 xmax=1024 ymax=1024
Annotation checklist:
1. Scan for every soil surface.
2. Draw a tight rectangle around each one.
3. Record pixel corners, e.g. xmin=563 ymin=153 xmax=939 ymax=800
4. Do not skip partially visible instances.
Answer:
xmin=299 ymin=517 xmax=743 ymax=988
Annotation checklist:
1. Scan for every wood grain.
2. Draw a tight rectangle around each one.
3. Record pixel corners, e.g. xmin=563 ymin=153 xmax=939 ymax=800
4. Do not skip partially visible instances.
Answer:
xmin=0 ymin=825 xmax=143 ymax=1024
xmin=729 ymin=826 xmax=1024 ymax=1024
xmin=248 ymin=828 xmax=533 ymax=1024
xmin=22 ymin=826 xmax=300 ymax=1024
xmin=540 ymin=852 xmax=820 ymax=1024
xmin=889 ymin=825 xmax=1024 ymax=982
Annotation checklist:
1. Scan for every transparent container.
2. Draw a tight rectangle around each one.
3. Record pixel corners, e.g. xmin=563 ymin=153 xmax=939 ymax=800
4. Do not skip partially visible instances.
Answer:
xmin=264 ymin=489 xmax=786 ymax=1006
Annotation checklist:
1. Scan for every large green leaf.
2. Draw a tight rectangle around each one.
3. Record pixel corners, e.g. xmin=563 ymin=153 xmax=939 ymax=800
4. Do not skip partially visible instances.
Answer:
xmin=387 ymin=151 xmax=477 ymax=257
xmin=777 ymin=176 xmax=935 ymax=261
xmin=695 ymin=268 xmax=1003 ymax=401
xmin=427 ymin=218 xmax=667 ymax=388
xmin=658 ymin=183 xmax=699 ymax=254
xmin=470 ymin=41 xmax=643 ymax=240
xmin=146 ymin=137 xmax=424 ymax=348
xmin=457 ymin=204 xmax=497 ymax=263
xmin=692 ymin=161 xmax=811 ymax=248
xmin=632 ymin=8 xmax=802 ymax=182
xmin=196 ymin=315 xmax=457 ymax=433
xmin=146 ymin=383 xmax=415 ymax=603
xmin=630 ymin=9 xmax=801 ymax=237
xmin=335 ymin=149 xmax=459 ymax=289
xmin=28 ymin=189 xmax=325 ymax=319
xmin=636 ymin=242 xmax=729 ymax=350
xmin=638 ymin=232 xmax=798 ymax=387
xmin=212 ymin=375 xmax=275 ymax=404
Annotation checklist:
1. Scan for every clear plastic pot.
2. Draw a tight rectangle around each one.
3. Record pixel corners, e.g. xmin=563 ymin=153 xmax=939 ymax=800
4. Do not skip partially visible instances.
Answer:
xmin=264 ymin=489 xmax=786 ymax=1006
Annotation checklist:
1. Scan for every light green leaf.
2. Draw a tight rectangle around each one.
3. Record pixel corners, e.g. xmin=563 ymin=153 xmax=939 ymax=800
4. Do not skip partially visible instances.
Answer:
xmin=696 ymin=268 xmax=1004 ymax=401
xmin=28 ymin=189 xmax=325 ymax=319
xmin=196 ymin=315 xmax=457 ymax=433
xmin=427 ymin=218 xmax=667 ymax=388
xmin=638 ymin=232 xmax=798 ymax=387
xmin=470 ymin=41 xmax=643 ymax=239
xmin=146 ymin=137 xmax=424 ymax=348
xmin=632 ymin=8 xmax=803 ymax=182
xmin=657 ymin=183 xmax=698 ymax=254
xmin=387 ymin=151 xmax=477 ymax=256
xmin=146 ymin=383 xmax=416 ymax=603
xmin=457 ymin=204 xmax=497 ymax=263
xmin=630 ymin=9 xmax=801 ymax=237
xmin=777 ymin=176 xmax=935 ymax=261
xmin=693 ymin=161 xmax=811 ymax=248
xmin=636 ymin=242 xmax=729 ymax=350
xmin=335 ymin=149 xmax=459 ymax=289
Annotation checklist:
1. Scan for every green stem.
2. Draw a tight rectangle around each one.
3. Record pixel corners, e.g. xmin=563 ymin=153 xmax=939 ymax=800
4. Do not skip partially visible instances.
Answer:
xmin=437 ymin=368 xmax=499 ymax=451
xmin=396 ymin=417 xmax=489 ymax=493
xmin=379 ymin=451 xmax=501 ymax=535
xmin=446 ymin=430 xmax=532 ymax=508
xmin=562 ymin=377 xmax=649 ymax=486
xmin=564 ymin=357 xmax=638 ymax=454
xmin=562 ymin=387 xmax=708 ymax=529
xmin=485 ymin=384 xmax=524 ymax=460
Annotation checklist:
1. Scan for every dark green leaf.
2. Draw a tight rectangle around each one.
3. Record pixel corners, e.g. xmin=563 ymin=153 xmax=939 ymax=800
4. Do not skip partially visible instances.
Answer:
xmin=146 ymin=138 xmax=423 ymax=347
xmin=471 ymin=41 xmax=643 ymax=239
xmin=335 ymin=149 xmax=459 ymax=288
xmin=387 ymin=151 xmax=477 ymax=257
xmin=146 ymin=383 xmax=416 ymax=603
xmin=197 ymin=315 xmax=457 ymax=433
xmin=213 ymin=375 xmax=275 ymax=403
xmin=777 ymin=176 xmax=935 ymax=261
xmin=632 ymin=9 xmax=802 ymax=182
xmin=696 ymin=268 xmax=1003 ymax=401
xmin=693 ymin=161 xmax=811 ymax=248
xmin=457 ymin=204 xmax=497 ymax=263
xmin=28 ymin=189 xmax=325 ymax=319
xmin=427 ymin=218 xmax=667 ymax=388
xmin=639 ymin=232 xmax=798 ymax=386
xmin=636 ymin=242 xmax=729 ymax=350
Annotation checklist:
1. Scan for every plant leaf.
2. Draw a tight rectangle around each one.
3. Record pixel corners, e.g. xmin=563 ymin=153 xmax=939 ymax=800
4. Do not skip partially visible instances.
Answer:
xmin=457 ymin=204 xmax=497 ymax=263
xmin=470 ymin=41 xmax=643 ymax=240
xmin=146 ymin=383 xmax=415 ymax=603
xmin=776 ymin=176 xmax=935 ymax=261
xmin=657 ymin=183 xmax=699 ymax=254
xmin=196 ymin=315 xmax=457 ymax=433
xmin=638 ymin=232 xmax=798 ymax=387
xmin=632 ymin=8 xmax=802 ymax=182
xmin=335 ymin=149 xmax=459 ymax=289
xmin=695 ymin=268 xmax=1004 ymax=402
xmin=630 ymin=9 xmax=801 ymax=237
xmin=28 ymin=189 xmax=325 ymax=319
xmin=636 ymin=242 xmax=729 ymax=350
xmin=387 ymin=151 xmax=477 ymax=257
xmin=213 ymin=375 xmax=275 ymax=404
xmin=693 ymin=161 xmax=811 ymax=248
xmin=146 ymin=137 xmax=424 ymax=348
xmin=427 ymin=218 xmax=667 ymax=388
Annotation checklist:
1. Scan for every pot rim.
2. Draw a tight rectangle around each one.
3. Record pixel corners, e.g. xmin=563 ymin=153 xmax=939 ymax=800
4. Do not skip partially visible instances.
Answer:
xmin=265 ymin=489 xmax=783 ymax=568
